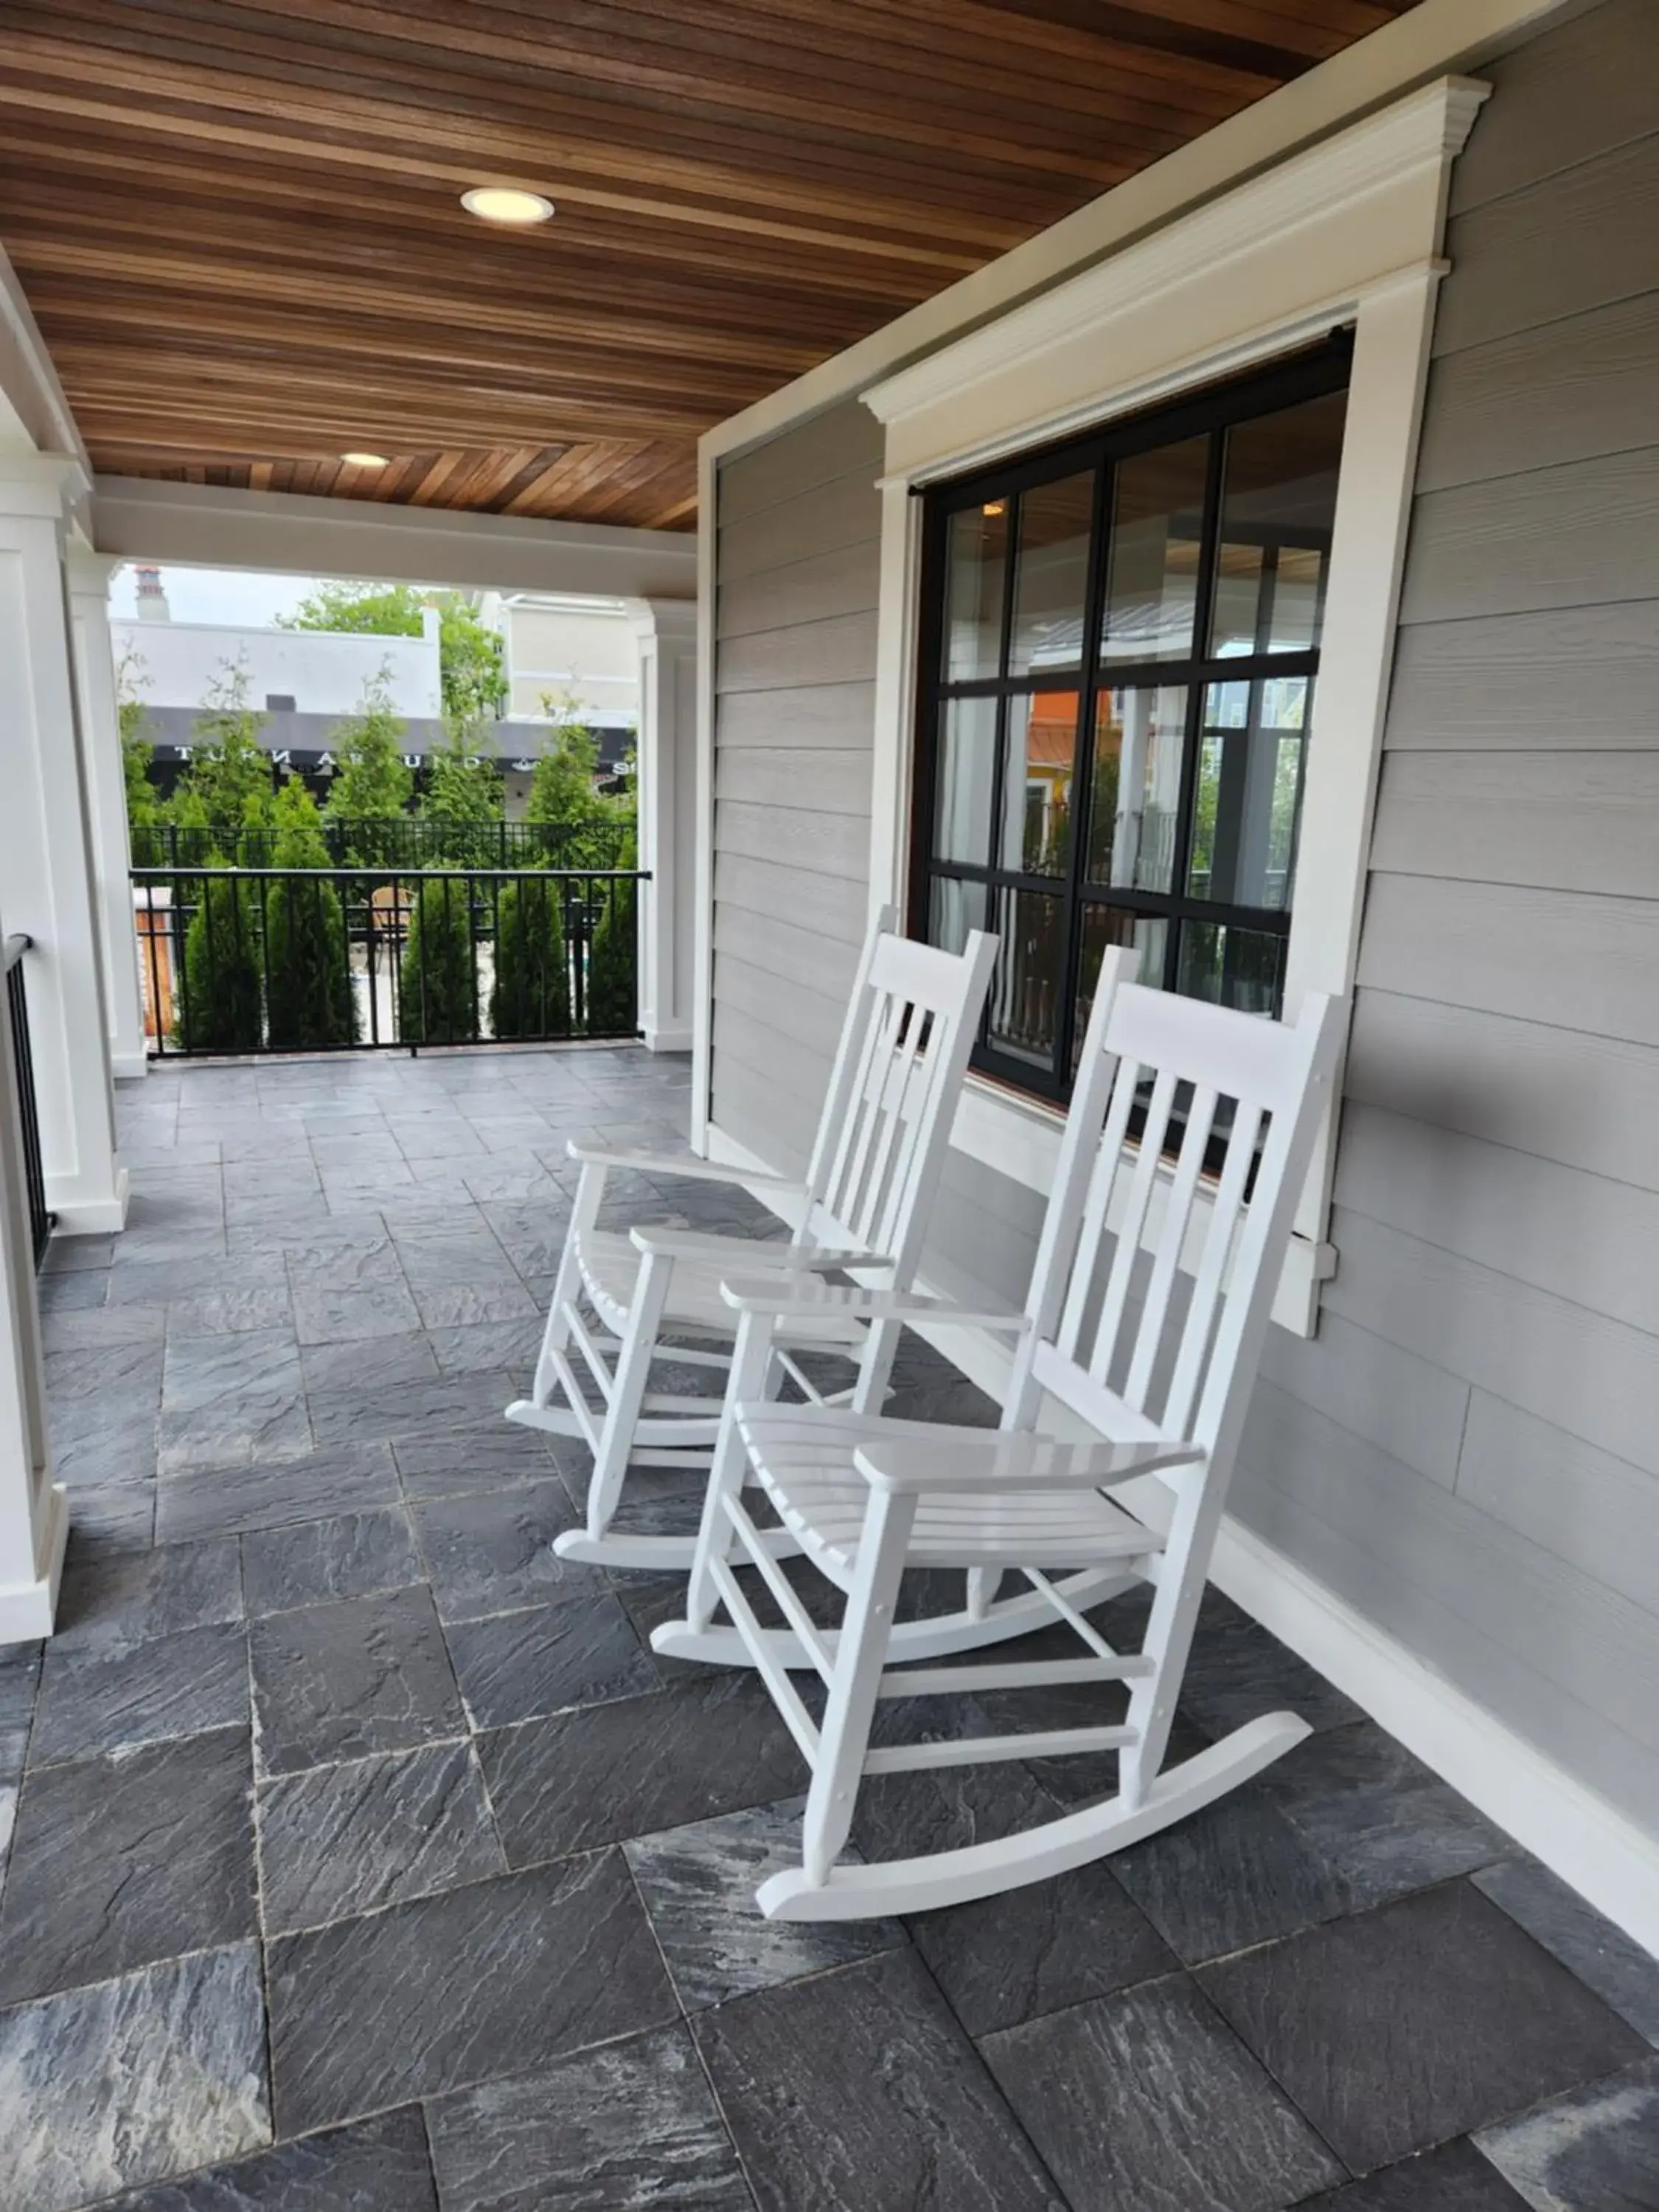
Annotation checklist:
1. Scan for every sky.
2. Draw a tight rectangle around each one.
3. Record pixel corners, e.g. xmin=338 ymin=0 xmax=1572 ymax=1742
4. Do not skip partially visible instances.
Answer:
xmin=107 ymin=565 xmax=327 ymax=626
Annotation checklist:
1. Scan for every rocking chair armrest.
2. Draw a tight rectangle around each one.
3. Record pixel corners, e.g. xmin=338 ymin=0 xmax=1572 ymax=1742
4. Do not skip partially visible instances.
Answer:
xmin=852 ymin=1429 xmax=1205 ymax=1495
xmin=719 ymin=1276 xmax=1032 ymax=1329
xmin=566 ymin=1142 xmax=809 ymax=1197
xmin=629 ymin=1225 xmax=891 ymax=1269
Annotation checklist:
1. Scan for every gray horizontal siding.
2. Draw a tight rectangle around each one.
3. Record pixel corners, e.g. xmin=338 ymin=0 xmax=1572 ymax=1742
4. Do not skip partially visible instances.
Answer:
xmin=1228 ymin=0 xmax=1659 ymax=1840
xmin=1385 ymin=600 xmax=1659 ymax=751
xmin=709 ymin=400 xmax=882 ymax=1158
xmin=1369 ymin=749 xmax=1659 ymax=895
xmin=1344 ymin=990 xmax=1659 ymax=1194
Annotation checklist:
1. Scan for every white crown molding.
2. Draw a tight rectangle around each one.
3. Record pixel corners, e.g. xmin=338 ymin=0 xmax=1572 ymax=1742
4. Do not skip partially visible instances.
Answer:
xmin=864 ymin=78 xmax=1486 ymax=439
xmin=0 ymin=244 xmax=88 ymax=468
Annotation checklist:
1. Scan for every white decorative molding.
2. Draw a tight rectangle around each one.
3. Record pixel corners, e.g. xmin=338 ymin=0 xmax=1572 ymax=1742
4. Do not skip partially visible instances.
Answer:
xmin=704 ymin=1116 xmax=1659 ymax=1958
xmin=699 ymin=0 xmax=1556 ymax=469
xmin=864 ymin=80 xmax=1486 ymax=442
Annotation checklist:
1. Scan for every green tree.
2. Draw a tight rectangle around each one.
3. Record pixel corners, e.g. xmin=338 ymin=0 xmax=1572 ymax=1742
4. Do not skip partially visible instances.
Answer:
xmin=524 ymin=709 xmax=627 ymax=868
xmin=583 ymin=825 xmax=637 ymax=1036
xmin=322 ymin=667 xmax=414 ymax=861
xmin=265 ymin=776 xmax=356 ymax=1050
xmin=174 ymin=658 xmax=273 ymax=854
xmin=422 ymin=716 xmax=503 ymax=863
xmin=490 ymin=876 xmax=569 ymax=1039
xmin=119 ymin=689 xmax=165 ymax=866
xmin=398 ymin=877 xmax=478 ymax=1043
xmin=284 ymin=580 xmax=507 ymax=723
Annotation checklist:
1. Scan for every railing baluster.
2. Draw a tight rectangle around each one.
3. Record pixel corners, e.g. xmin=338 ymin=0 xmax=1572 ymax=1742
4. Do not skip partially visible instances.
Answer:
xmin=125 ymin=858 xmax=649 ymax=1058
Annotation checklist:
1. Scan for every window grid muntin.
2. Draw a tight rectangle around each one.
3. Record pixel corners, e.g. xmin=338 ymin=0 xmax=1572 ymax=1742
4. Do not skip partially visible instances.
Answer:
xmin=911 ymin=338 xmax=1351 ymax=1104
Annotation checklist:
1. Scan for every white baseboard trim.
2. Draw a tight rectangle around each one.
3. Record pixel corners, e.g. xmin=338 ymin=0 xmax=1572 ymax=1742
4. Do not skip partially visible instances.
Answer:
xmin=46 ymin=1165 xmax=131 ymax=1237
xmin=111 ymin=1051 xmax=150 ymax=1083
xmin=705 ymin=1115 xmax=1659 ymax=1958
xmin=0 ymin=1484 xmax=69 ymax=1644
xmin=641 ymin=1023 xmax=695 ymax=1054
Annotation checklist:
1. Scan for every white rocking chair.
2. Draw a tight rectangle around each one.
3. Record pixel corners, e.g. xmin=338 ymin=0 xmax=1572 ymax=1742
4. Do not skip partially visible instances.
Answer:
xmin=504 ymin=909 xmax=998 ymax=1570
xmin=652 ymin=949 xmax=1343 ymax=1919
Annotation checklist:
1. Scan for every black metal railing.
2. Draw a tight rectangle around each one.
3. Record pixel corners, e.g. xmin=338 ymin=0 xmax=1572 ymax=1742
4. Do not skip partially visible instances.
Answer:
xmin=134 ymin=816 xmax=635 ymax=873
xmin=4 ymin=934 xmax=52 ymax=1267
xmin=132 ymin=866 xmax=646 ymax=1058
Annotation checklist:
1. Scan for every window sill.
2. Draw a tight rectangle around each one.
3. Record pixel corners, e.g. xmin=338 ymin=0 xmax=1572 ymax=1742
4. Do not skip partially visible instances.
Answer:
xmin=951 ymin=1074 xmax=1333 ymax=1337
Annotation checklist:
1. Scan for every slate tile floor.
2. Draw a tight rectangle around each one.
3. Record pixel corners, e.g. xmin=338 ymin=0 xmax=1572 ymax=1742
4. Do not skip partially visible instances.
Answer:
xmin=2 ymin=1046 xmax=1657 ymax=2211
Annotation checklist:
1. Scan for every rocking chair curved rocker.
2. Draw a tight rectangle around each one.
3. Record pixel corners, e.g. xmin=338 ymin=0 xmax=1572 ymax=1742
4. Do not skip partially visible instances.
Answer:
xmin=652 ymin=948 xmax=1345 ymax=1919
xmin=504 ymin=910 xmax=998 ymax=1570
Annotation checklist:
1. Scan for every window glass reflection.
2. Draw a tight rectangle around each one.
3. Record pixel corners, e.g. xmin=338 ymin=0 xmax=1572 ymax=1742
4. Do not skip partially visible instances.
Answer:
xmin=929 ymin=876 xmax=987 ymax=957
xmin=1011 ymin=471 xmax=1093 ymax=676
xmin=989 ymin=889 xmax=1065 ymax=1067
xmin=1209 ymin=392 xmax=1346 ymax=658
xmin=1086 ymin=686 xmax=1188 ymax=895
xmin=1074 ymin=904 xmax=1167 ymax=1070
xmin=1176 ymin=920 xmax=1286 ymax=1015
xmin=1102 ymin=437 xmax=1208 ymax=664
xmin=1002 ymin=692 xmax=1079 ymax=876
xmin=933 ymin=698 xmax=998 ymax=867
xmin=945 ymin=501 xmax=1008 ymax=680
xmin=1187 ymin=677 xmax=1309 ymax=911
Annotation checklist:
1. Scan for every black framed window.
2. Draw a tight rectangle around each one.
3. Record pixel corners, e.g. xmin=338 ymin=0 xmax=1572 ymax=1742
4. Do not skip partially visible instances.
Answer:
xmin=909 ymin=337 xmax=1352 ymax=1103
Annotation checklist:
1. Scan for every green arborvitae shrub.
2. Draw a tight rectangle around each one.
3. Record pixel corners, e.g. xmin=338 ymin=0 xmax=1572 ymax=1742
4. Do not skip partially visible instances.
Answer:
xmin=398 ymin=876 xmax=478 ymax=1043
xmin=265 ymin=776 xmax=357 ymax=1050
xmin=490 ymin=875 xmax=569 ymax=1040
xmin=583 ymin=829 xmax=637 ymax=1037
xmin=177 ymin=815 xmax=262 ymax=1053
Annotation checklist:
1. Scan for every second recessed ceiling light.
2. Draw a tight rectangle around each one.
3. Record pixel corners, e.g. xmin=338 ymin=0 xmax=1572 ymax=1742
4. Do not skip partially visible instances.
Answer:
xmin=461 ymin=187 xmax=555 ymax=225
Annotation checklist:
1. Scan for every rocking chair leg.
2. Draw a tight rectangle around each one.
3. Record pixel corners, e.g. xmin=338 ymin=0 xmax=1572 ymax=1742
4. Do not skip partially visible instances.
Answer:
xmin=800 ymin=1486 xmax=914 ymax=1885
xmin=686 ymin=1310 xmax=776 ymax=1633
xmin=584 ymin=1251 xmax=672 ymax=1542
xmin=529 ymin=1236 xmax=585 ymax=1409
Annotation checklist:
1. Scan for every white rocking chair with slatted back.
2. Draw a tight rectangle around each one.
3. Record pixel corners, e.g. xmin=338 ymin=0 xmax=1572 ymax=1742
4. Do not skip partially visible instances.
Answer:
xmin=504 ymin=908 xmax=999 ymax=1571
xmin=651 ymin=947 xmax=1344 ymax=1919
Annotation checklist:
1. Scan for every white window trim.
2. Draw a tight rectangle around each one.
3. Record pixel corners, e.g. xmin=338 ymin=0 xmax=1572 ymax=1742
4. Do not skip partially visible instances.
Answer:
xmin=858 ymin=74 xmax=1488 ymax=1336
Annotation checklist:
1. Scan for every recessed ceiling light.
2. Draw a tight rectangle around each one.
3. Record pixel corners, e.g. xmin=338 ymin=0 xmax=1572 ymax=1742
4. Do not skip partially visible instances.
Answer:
xmin=340 ymin=451 xmax=389 ymax=467
xmin=461 ymin=187 xmax=554 ymax=226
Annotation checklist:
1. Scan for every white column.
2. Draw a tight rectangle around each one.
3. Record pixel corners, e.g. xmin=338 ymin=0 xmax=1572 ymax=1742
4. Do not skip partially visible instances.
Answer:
xmin=0 ymin=460 xmax=128 ymax=1234
xmin=628 ymin=598 xmax=698 ymax=1053
xmin=67 ymin=549 xmax=147 ymax=1084
xmin=0 ymin=906 xmax=68 ymax=1641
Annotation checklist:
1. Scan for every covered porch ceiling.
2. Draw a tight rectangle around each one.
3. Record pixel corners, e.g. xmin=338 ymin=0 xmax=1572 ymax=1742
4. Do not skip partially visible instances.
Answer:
xmin=0 ymin=0 xmax=1410 ymax=532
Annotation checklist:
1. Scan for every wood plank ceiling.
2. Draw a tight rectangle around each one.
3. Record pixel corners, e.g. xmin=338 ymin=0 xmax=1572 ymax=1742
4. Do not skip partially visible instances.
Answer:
xmin=0 ymin=0 xmax=1411 ymax=532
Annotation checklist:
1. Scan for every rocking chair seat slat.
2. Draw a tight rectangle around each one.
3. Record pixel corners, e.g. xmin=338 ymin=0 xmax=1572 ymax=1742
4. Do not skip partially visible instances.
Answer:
xmin=574 ymin=1229 xmax=871 ymax=1346
xmin=737 ymin=1403 xmax=1163 ymax=1578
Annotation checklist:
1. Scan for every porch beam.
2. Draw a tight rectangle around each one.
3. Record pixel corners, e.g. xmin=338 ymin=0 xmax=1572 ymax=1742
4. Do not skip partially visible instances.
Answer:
xmin=90 ymin=474 xmax=698 ymax=601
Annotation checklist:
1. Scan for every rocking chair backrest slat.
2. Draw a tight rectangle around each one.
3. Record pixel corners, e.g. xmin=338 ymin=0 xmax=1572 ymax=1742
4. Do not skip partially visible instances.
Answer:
xmin=1029 ymin=961 xmax=1342 ymax=1464
xmin=1162 ymin=1095 xmax=1260 ymax=1441
xmin=804 ymin=922 xmax=999 ymax=1279
xmin=807 ymin=904 xmax=899 ymax=1207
